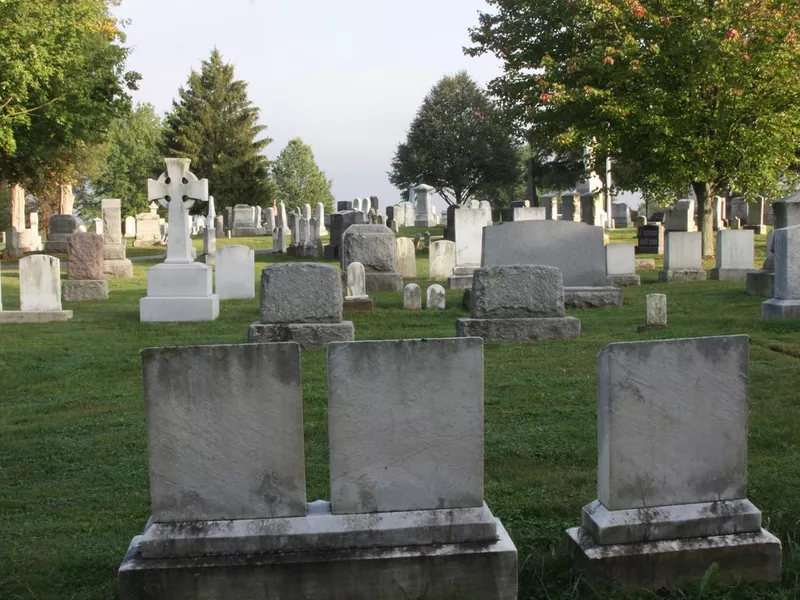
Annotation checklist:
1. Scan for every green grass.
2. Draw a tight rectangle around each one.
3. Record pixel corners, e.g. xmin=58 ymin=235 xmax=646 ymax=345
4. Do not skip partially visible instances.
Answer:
xmin=2 ymin=234 xmax=800 ymax=600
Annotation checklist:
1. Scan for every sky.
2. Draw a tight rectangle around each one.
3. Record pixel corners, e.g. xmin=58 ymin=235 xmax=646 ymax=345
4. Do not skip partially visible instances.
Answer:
xmin=112 ymin=0 xmax=506 ymax=211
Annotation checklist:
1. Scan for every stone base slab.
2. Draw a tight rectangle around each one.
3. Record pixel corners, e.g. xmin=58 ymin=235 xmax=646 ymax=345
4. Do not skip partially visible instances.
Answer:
xmin=139 ymin=502 xmax=499 ymax=559
xmin=104 ymin=259 xmax=134 ymax=279
xmin=636 ymin=258 xmax=656 ymax=270
xmin=365 ymin=272 xmax=402 ymax=293
xmin=456 ymin=317 xmax=581 ymax=342
xmin=710 ymin=267 xmax=752 ymax=281
xmin=746 ymin=270 xmax=774 ymax=297
xmin=231 ymin=227 xmax=265 ymax=237
xmin=133 ymin=239 xmax=163 ymax=248
xmin=744 ymin=225 xmax=768 ymax=235
xmin=762 ymin=298 xmax=800 ymax=320
xmin=567 ymin=527 xmax=781 ymax=589
xmin=44 ymin=240 xmax=70 ymax=253
xmin=118 ymin=521 xmax=518 ymax=600
xmin=248 ymin=321 xmax=354 ymax=348
xmin=448 ymin=275 xmax=474 ymax=290
xmin=605 ymin=274 xmax=641 ymax=287
xmin=343 ymin=297 xmax=374 ymax=311
xmin=581 ymin=499 xmax=762 ymax=545
xmin=104 ymin=245 xmax=127 ymax=260
xmin=564 ymin=287 xmax=623 ymax=308
xmin=62 ymin=280 xmax=109 ymax=302
xmin=658 ymin=269 xmax=708 ymax=283
xmin=0 ymin=310 xmax=73 ymax=323
xmin=140 ymin=296 xmax=219 ymax=323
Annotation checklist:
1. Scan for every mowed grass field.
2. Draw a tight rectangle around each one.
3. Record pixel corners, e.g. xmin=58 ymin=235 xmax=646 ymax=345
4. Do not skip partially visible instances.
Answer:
xmin=2 ymin=227 xmax=800 ymax=599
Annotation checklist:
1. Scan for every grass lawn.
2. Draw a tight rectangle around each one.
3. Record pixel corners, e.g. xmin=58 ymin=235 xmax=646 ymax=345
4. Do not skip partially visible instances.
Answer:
xmin=1 ymin=228 xmax=799 ymax=599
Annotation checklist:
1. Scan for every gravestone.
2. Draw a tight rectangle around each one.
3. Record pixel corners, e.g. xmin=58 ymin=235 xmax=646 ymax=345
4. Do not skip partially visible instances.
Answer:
xmin=611 ymin=203 xmax=631 ymax=228
xmin=102 ymin=199 xmax=134 ymax=279
xmin=568 ymin=336 xmax=781 ymax=589
xmin=448 ymin=206 xmax=489 ymax=290
xmin=429 ymin=240 xmax=456 ymax=281
xmin=403 ymin=283 xmax=421 ymax=310
xmin=341 ymin=225 xmax=402 ymax=292
xmin=456 ymin=265 xmax=581 ymax=342
xmin=605 ymin=243 xmax=640 ymax=286
xmin=745 ymin=197 xmax=767 ymax=234
xmin=19 ymin=211 xmax=43 ymax=252
xmin=396 ymin=237 xmax=417 ymax=279
xmin=275 ymin=227 xmax=287 ymax=254
xmin=140 ymin=158 xmax=219 ymax=322
xmin=633 ymin=215 xmax=648 ymax=227
xmin=560 ymin=193 xmax=581 ymax=222
xmin=773 ymin=192 xmax=800 ymax=229
xmin=710 ymin=230 xmax=755 ymax=280
xmin=512 ymin=206 xmax=546 ymax=221
xmin=3 ymin=226 xmax=22 ymax=259
xmin=665 ymin=199 xmax=697 ymax=232
xmin=636 ymin=223 xmax=664 ymax=254
xmin=264 ymin=207 xmax=276 ymax=234
xmin=62 ymin=232 xmax=109 ymax=302
xmin=658 ymin=232 xmax=707 ymax=282
xmin=542 ymin=195 xmax=559 ymax=220
xmin=337 ymin=200 xmax=353 ymax=212
xmin=124 ymin=216 xmax=136 ymax=238
xmin=324 ymin=210 xmax=365 ymax=260
xmin=423 ymin=231 xmax=431 ymax=249
xmin=427 ymin=284 xmax=446 ymax=310
xmin=0 ymin=255 xmax=73 ymax=323
xmin=580 ymin=193 xmax=605 ymax=227
xmin=414 ymin=184 xmax=436 ymax=227
xmin=45 ymin=215 xmax=78 ymax=253
xmin=343 ymin=261 xmax=372 ymax=311
xmin=134 ymin=203 xmax=162 ymax=247
xmin=762 ymin=225 xmax=800 ymax=319
xmin=201 ymin=226 xmax=216 ymax=265
xmin=248 ymin=263 xmax=354 ymax=348
xmin=231 ymin=204 xmax=265 ymax=237
xmin=639 ymin=293 xmax=667 ymax=331
xmin=92 ymin=217 xmax=104 ymax=236
xmin=215 ymin=245 xmax=255 ymax=301
xmin=314 ymin=203 xmax=327 ymax=236
xmin=747 ymin=193 xmax=800 ymax=297
xmin=482 ymin=221 xmax=622 ymax=308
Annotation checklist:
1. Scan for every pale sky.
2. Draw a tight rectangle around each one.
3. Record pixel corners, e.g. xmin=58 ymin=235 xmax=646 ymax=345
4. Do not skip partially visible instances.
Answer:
xmin=112 ymin=0 xmax=504 ymax=211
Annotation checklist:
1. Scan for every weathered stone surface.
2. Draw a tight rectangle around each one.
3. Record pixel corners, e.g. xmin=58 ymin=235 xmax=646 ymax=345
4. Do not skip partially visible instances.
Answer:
xmin=403 ymin=283 xmax=421 ymax=310
xmin=104 ymin=259 xmax=134 ymax=279
xmin=564 ymin=287 xmax=623 ymax=309
xmin=215 ymin=245 xmax=255 ymax=301
xmin=472 ymin=265 xmax=565 ymax=319
xmin=427 ymin=284 xmax=446 ymax=310
xmin=0 ymin=310 xmax=72 ymax=323
xmin=598 ymin=336 xmax=749 ymax=510
xmin=746 ymin=270 xmax=774 ymax=297
xmin=365 ymin=272 xmax=403 ymax=292
xmin=771 ymin=225 xmax=800 ymax=299
xmin=259 ymin=263 xmax=342 ymax=324
xmin=605 ymin=244 xmax=636 ymax=276
xmin=511 ymin=207 xmax=546 ymax=221
xmin=429 ymin=240 xmax=456 ymax=280
xmin=20 ymin=255 xmax=62 ymax=311
xmin=395 ymin=237 xmax=417 ymax=279
xmin=454 ymin=208 xmax=489 ymax=268
xmin=118 ymin=522 xmax=518 ymax=600
xmin=248 ymin=322 xmax=355 ymax=349
xmin=62 ymin=279 xmax=109 ymax=302
xmin=711 ymin=230 xmax=755 ymax=280
xmin=456 ymin=317 xmax=581 ymax=342
xmin=346 ymin=261 xmax=368 ymax=299
xmin=567 ymin=527 xmax=781 ymax=589
xmin=773 ymin=193 xmax=800 ymax=229
xmin=68 ymin=232 xmax=104 ymax=280
xmin=645 ymin=293 xmax=667 ymax=329
xmin=140 ymin=259 xmax=219 ymax=323
xmin=658 ymin=268 xmax=708 ymax=283
xmin=662 ymin=231 xmax=703 ymax=268
xmin=482 ymin=221 xmax=606 ymax=286
xmin=341 ymin=224 xmax=397 ymax=273
xmin=102 ymin=198 xmax=123 ymax=246
xmin=328 ymin=338 xmax=484 ymax=514
xmin=143 ymin=343 xmax=306 ymax=522
xmin=342 ymin=298 xmax=373 ymax=311
xmin=104 ymin=245 xmax=127 ymax=260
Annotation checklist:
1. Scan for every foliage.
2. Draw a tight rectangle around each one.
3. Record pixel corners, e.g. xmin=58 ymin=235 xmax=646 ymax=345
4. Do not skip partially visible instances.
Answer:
xmin=163 ymin=48 xmax=273 ymax=213
xmin=469 ymin=0 xmax=800 ymax=254
xmin=0 ymin=0 xmax=137 ymax=188
xmin=389 ymin=72 xmax=520 ymax=206
xmin=80 ymin=103 xmax=165 ymax=219
xmin=271 ymin=138 xmax=335 ymax=212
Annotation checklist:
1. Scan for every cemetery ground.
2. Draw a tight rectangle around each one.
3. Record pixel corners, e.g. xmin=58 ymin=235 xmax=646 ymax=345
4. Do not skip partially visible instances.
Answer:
xmin=1 ymin=229 xmax=799 ymax=599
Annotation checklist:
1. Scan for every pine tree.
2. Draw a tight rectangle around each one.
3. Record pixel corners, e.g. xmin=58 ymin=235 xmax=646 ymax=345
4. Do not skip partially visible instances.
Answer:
xmin=272 ymin=138 xmax=335 ymax=212
xmin=163 ymin=48 xmax=272 ymax=212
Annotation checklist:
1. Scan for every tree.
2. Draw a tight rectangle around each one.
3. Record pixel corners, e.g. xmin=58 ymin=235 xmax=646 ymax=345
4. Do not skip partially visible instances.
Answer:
xmin=163 ymin=48 xmax=272 ymax=213
xmin=469 ymin=0 xmax=800 ymax=255
xmin=272 ymin=138 xmax=335 ymax=211
xmin=85 ymin=103 xmax=164 ymax=217
xmin=389 ymin=72 xmax=520 ymax=206
xmin=0 ymin=0 xmax=137 ymax=188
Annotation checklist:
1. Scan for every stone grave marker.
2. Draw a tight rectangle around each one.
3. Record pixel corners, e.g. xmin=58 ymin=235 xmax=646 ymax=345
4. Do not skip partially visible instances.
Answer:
xmin=341 ymin=225 xmax=402 ymax=292
xmin=658 ymin=232 xmax=707 ymax=282
xmin=343 ymin=261 xmax=372 ymax=311
xmin=63 ymin=232 xmax=109 ymax=302
xmin=762 ymin=225 xmax=800 ymax=320
xmin=429 ymin=240 xmax=456 ymax=281
xmin=403 ymin=283 xmax=421 ymax=310
xmin=711 ymin=230 xmax=755 ymax=281
xmin=396 ymin=237 xmax=417 ymax=279
xmin=427 ymin=284 xmax=446 ymax=310
xmin=215 ymin=245 xmax=255 ymax=301
xmin=605 ymin=243 xmax=640 ymax=286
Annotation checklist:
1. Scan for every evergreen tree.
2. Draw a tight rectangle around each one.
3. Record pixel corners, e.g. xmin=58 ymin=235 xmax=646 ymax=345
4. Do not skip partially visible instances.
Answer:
xmin=272 ymin=138 xmax=335 ymax=211
xmin=163 ymin=48 xmax=272 ymax=212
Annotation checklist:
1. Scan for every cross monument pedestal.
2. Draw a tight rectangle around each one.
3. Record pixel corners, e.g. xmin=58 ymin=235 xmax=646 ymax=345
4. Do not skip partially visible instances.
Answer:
xmin=139 ymin=158 xmax=219 ymax=322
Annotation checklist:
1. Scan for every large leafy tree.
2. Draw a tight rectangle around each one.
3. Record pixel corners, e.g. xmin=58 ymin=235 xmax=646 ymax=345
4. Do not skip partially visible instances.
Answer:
xmin=389 ymin=71 xmax=520 ymax=206
xmin=163 ymin=48 xmax=272 ymax=212
xmin=272 ymin=138 xmax=335 ymax=211
xmin=469 ymin=0 xmax=800 ymax=255
xmin=0 ymin=0 xmax=136 ymax=189
xmin=86 ymin=103 xmax=164 ymax=217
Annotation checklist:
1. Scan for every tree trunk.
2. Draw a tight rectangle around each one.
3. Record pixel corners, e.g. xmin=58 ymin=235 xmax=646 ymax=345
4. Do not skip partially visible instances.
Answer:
xmin=692 ymin=181 xmax=715 ymax=258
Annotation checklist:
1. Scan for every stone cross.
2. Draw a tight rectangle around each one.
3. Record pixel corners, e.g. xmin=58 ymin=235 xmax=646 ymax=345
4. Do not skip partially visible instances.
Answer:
xmin=148 ymin=158 xmax=209 ymax=264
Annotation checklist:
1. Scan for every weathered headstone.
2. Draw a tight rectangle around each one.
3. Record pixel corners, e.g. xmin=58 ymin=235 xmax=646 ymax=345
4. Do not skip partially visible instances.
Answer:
xmin=580 ymin=193 xmax=605 ymax=227
xmin=124 ymin=216 xmax=136 ymax=238
xmin=605 ymin=244 xmax=640 ymax=287
xmin=140 ymin=158 xmax=219 ymax=322
xmin=413 ymin=184 xmax=436 ymax=227
xmin=403 ymin=283 xmax=421 ymax=310
xmin=744 ymin=197 xmax=767 ymax=234
xmin=45 ymin=215 xmax=78 ymax=253
xmin=0 ymin=256 xmax=73 ymax=322
xmin=428 ymin=240 xmax=456 ymax=282
xmin=560 ymin=193 xmax=581 ymax=222
xmin=665 ymin=199 xmax=697 ymax=232
xmin=639 ymin=293 xmax=667 ymax=331
xmin=231 ymin=204 xmax=264 ymax=237
xmin=396 ymin=237 xmax=417 ymax=279
xmin=658 ymin=232 xmax=707 ymax=282
xmin=762 ymin=225 xmax=800 ymax=320
xmin=62 ymin=232 xmax=109 ymax=302
xmin=215 ymin=245 xmax=255 ymax=301
xmin=426 ymin=284 xmax=446 ymax=310
xmin=3 ymin=226 xmax=22 ymax=260
xmin=201 ymin=226 xmax=216 ymax=265
xmin=710 ymin=230 xmax=755 ymax=281
xmin=341 ymin=225 xmax=402 ymax=292
xmin=611 ymin=203 xmax=631 ymax=228
xmin=343 ymin=261 xmax=372 ymax=311
xmin=456 ymin=265 xmax=581 ymax=342
xmin=448 ymin=206 xmax=490 ymax=290
xmin=248 ymin=263 xmax=354 ymax=347
xmin=102 ymin=199 xmax=134 ymax=279
xmin=135 ymin=203 xmax=162 ymax=246
xmin=423 ymin=231 xmax=431 ymax=249
xmin=568 ymin=336 xmax=781 ymax=589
